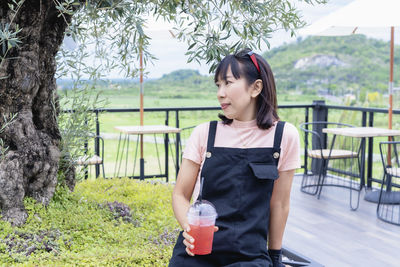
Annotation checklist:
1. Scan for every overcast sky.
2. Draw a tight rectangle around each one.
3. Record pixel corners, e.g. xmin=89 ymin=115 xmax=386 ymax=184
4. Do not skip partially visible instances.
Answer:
xmin=64 ymin=0 xmax=399 ymax=79
xmin=143 ymin=0 xmax=353 ymax=78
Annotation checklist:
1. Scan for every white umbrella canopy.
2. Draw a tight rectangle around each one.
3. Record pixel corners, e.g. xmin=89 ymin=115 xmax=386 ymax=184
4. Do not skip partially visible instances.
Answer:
xmin=299 ymin=0 xmax=400 ymax=129
xmin=300 ymin=0 xmax=400 ymax=36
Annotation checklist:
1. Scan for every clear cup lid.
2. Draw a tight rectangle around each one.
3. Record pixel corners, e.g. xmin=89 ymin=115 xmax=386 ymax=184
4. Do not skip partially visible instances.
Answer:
xmin=187 ymin=200 xmax=217 ymax=218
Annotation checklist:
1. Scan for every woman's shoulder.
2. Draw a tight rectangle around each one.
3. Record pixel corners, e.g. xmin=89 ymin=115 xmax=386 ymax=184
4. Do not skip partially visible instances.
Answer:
xmin=280 ymin=121 xmax=300 ymax=139
xmin=281 ymin=121 xmax=298 ymax=130
xmin=190 ymin=121 xmax=215 ymax=139
xmin=194 ymin=120 xmax=223 ymax=128
xmin=193 ymin=121 xmax=211 ymax=132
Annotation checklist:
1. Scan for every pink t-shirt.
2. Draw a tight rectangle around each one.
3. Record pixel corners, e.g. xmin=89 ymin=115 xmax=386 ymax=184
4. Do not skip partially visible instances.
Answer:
xmin=183 ymin=119 xmax=301 ymax=200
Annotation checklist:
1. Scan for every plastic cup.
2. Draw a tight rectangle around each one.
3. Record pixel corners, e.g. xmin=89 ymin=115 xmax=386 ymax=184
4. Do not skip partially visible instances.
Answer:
xmin=187 ymin=200 xmax=217 ymax=255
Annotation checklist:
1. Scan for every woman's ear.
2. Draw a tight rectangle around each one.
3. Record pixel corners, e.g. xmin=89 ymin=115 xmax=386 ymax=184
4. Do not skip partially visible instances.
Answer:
xmin=251 ymin=79 xmax=263 ymax=98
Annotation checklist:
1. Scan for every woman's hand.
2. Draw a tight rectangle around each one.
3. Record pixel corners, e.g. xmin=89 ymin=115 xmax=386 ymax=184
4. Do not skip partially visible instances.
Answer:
xmin=182 ymin=223 xmax=219 ymax=256
xmin=182 ymin=224 xmax=195 ymax=256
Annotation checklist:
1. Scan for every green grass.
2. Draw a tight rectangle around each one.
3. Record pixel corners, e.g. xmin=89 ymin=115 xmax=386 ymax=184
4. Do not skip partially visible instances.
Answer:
xmin=61 ymin=87 xmax=220 ymax=110
xmin=69 ymin=88 xmax=400 ymax=182
xmin=63 ymin=87 xmax=400 ymax=183
xmin=87 ymin=138 xmax=181 ymax=179
xmin=0 ymin=179 xmax=178 ymax=266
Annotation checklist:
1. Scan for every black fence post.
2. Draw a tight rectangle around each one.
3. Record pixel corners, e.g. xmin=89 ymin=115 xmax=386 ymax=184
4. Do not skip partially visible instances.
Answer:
xmin=165 ymin=111 xmax=169 ymax=182
xmin=84 ymin=117 xmax=89 ymax=179
xmin=367 ymin=111 xmax=374 ymax=188
xmin=303 ymin=107 xmax=310 ymax=173
xmin=175 ymin=110 xmax=180 ymax=180
xmin=95 ymin=110 xmax=100 ymax=178
xmin=311 ymin=100 xmax=328 ymax=175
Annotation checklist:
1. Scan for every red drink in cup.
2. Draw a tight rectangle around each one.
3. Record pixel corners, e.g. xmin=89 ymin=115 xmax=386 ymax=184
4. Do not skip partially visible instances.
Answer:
xmin=187 ymin=200 xmax=217 ymax=255
xmin=189 ymin=221 xmax=215 ymax=255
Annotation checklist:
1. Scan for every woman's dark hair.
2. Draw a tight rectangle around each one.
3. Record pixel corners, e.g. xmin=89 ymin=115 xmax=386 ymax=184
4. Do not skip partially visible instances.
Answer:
xmin=214 ymin=48 xmax=279 ymax=130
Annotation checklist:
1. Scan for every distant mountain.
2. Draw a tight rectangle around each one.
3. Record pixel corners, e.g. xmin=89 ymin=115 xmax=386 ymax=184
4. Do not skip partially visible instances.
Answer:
xmin=264 ymin=35 xmax=398 ymax=97
xmin=159 ymin=69 xmax=201 ymax=81
xmin=58 ymin=35 xmax=397 ymax=101
xmin=142 ymin=69 xmax=214 ymax=99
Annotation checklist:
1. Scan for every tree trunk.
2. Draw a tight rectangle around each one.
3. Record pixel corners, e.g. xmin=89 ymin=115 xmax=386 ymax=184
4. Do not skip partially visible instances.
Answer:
xmin=0 ymin=1 xmax=71 ymax=226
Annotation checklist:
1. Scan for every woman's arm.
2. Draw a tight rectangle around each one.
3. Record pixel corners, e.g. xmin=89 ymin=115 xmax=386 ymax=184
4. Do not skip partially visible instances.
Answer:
xmin=268 ymin=169 xmax=295 ymax=249
xmin=172 ymin=158 xmax=201 ymax=256
xmin=172 ymin=158 xmax=200 ymax=230
xmin=172 ymin=158 xmax=218 ymax=256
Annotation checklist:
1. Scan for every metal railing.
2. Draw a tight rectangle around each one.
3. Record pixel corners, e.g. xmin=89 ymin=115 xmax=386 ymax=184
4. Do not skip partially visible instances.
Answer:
xmin=314 ymin=101 xmax=400 ymax=189
xmin=67 ymin=100 xmax=399 ymax=189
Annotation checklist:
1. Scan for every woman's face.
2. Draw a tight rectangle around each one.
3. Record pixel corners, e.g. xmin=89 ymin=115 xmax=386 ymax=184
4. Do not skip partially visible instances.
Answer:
xmin=216 ymin=66 xmax=260 ymax=121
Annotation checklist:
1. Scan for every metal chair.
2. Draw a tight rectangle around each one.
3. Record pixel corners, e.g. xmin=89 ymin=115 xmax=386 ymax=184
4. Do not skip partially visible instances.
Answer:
xmin=300 ymin=121 xmax=362 ymax=210
xmin=76 ymin=135 xmax=106 ymax=178
xmin=378 ymin=140 xmax=400 ymax=225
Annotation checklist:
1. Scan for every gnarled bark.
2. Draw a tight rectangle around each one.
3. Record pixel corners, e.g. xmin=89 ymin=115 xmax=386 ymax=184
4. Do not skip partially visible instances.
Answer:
xmin=0 ymin=1 xmax=71 ymax=226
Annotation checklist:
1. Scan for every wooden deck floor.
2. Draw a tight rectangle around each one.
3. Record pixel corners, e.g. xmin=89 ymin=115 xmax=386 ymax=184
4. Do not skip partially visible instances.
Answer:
xmin=284 ymin=174 xmax=400 ymax=267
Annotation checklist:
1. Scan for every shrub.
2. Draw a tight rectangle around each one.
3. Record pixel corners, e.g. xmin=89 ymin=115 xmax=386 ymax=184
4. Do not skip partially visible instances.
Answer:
xmin=0 ymin=178 xmax=180 ymax=266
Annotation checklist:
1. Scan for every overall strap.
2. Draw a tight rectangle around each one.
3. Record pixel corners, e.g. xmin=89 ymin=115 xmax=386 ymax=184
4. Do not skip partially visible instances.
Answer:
xmin=273 ymin=121 xmax=286 ymax=149
xmin=206 ymin=121 xmax=218 ymax=151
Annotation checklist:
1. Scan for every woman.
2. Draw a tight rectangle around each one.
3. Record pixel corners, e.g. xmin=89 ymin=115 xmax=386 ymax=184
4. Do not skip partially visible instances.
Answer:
xmin=169 ymin=49 xmax=300 ymax=267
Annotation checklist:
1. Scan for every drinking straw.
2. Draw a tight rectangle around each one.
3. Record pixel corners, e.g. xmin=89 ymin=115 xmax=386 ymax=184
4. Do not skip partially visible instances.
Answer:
xmin=199 ymin=177 xmax=204 ymax=202
xmin=199 ymin=177 xmax=204 ymax=216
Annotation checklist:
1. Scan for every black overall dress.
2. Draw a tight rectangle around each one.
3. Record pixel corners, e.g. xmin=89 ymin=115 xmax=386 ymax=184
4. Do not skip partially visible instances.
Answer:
xmin=169 ymin=120 xmax=286 ymax=267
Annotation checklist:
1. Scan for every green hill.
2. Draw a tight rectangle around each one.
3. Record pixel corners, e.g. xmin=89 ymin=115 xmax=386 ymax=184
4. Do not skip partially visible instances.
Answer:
xmin=58 ymin=34 xmax=399 ymax=104
xmin=144 ymin=69 xmax=214 ymax=99
xmin=147 ymin=35 xmax=399 ymax=100
xmin=264 ymin=35 xmax=399 ymax=97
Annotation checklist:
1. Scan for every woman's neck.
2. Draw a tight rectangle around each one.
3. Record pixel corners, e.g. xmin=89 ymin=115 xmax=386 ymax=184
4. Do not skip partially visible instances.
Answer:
xmin=232 ymin=118 xmax=257 ymax=128
xmin=235 ymin=100 xmax=257 ymax=122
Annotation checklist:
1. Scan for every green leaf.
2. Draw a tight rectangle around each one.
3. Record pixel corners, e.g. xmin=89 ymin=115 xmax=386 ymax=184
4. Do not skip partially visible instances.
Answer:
xmin=188 ymin=42 xmax=196 ymax=50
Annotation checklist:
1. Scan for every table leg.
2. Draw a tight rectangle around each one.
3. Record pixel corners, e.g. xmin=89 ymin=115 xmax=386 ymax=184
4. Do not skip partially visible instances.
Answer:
xmin=114 ymin=133 xmax=123 ymax=178
xmin=140 ymin=158 xmax=144 ymax=180
xmin=363 ymin=136 xmax=382 ymax=203
xmin=124 ymin=135 xmax=130 ymax=177
xmin=132 ymin=134 xmax=139 ymax=177
xmin=360 ymin=137 xmax=366 ymax=189
xmin=364 ymin=137 xmax=398 ymax=203
xmin=153 ymin=134 xmax=162 ymax=174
